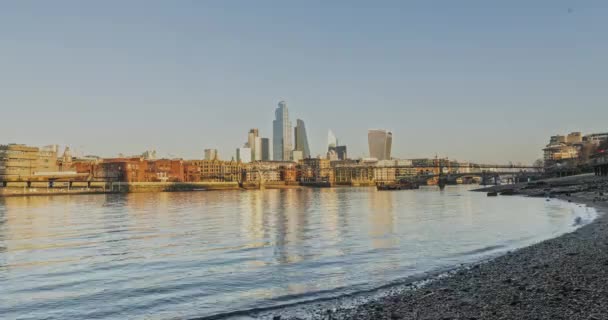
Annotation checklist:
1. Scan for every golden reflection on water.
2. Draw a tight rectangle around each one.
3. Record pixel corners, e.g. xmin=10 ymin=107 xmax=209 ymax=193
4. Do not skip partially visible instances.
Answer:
xmin=369 ymin=190 xmax=397 ymax=250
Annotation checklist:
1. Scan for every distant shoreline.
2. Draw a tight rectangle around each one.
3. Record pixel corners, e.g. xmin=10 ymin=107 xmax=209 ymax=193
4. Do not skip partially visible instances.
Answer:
xmin=0 ymin=181 xmax=308 ymax=197
xmin=264 ymin=174 xmax=608 ymax=320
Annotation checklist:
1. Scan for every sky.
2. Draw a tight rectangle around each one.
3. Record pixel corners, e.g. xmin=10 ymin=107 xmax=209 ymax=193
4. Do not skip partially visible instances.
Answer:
xmin=1 ymin=1 xmax=607 ymax=164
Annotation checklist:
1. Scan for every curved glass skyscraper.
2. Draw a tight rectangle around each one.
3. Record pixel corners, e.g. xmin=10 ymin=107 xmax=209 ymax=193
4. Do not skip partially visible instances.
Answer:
xmin=294 ymin=119 xmax=311 ymax=159
xmin=368 ymin=129 xmax=392 ymax=160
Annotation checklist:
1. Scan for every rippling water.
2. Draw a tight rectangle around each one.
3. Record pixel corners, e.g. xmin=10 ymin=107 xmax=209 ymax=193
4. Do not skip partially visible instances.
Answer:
xmin=0 ymin=186 xmax=597 ymax=319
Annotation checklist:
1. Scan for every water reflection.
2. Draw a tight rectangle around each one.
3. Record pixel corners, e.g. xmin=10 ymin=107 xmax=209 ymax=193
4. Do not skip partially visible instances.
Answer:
xmin=0 ymin=187 xmax=594 ymax=320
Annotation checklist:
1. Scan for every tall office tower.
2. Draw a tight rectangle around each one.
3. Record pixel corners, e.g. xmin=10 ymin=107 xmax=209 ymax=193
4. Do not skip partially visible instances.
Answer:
xmin=368 ymin=129 xmax=393 ymax=160
xmin=260 ymin=138 xmax=271 ymax=161
xmin=254 ymin=137 xmax=263 ymax=161
xmin=204 ymin=149 xmax=219 ymax=161
xmin=272 ymin=101 xmax=293 ymax=161
xmin=294 ymin=119 xmax=311 ymax=158
xmin=328 ymin=130 xmax=337 ymax=149
xmin=236 ymin=147 xmax=252 ymax=163
xmin=247 ymin=129 xmax=259 ymax=160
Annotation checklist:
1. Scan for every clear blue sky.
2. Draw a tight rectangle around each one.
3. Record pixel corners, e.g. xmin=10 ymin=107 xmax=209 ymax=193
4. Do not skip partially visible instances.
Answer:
xmin=1 ymin=1 xmax=607 ymax=164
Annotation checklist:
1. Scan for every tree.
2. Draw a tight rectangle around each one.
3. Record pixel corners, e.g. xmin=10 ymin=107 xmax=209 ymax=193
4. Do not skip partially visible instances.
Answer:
xmin=533 ymin=158 xmax=544 ymax=172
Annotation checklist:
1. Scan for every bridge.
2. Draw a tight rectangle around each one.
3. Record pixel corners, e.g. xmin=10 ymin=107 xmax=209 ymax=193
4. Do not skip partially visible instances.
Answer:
xmin=240 ymin=162 xmax=543 ymax=187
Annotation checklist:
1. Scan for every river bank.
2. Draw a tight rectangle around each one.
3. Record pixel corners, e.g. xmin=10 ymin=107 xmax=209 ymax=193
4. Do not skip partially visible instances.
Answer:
xmin=270 ymin=174 xmax=608 ymax=320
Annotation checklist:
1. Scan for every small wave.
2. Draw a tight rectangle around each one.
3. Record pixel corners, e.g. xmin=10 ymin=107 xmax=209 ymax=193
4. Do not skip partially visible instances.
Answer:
xmin=448 ymin=244 xmax=506 ymax=258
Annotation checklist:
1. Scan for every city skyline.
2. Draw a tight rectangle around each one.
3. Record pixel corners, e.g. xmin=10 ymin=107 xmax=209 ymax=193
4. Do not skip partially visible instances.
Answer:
xmin=1 ymin=2 xmax=608 ymax=163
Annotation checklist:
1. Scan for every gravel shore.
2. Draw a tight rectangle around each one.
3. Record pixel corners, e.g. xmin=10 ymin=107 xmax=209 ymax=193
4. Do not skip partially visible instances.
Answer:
xmin=275 ymin=174 xmax=608 ymax=320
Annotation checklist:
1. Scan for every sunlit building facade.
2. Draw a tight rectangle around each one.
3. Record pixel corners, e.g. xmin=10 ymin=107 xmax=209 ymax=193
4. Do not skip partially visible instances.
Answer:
xmin=368 ymin=129 xmax=392 ymax=160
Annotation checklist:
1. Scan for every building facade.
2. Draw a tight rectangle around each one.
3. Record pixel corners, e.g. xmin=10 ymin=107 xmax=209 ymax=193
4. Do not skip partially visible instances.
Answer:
xmin=299 ymin=158 xmax=334 ymax=183
xmin=542 ymin=131 xmax=606 ymax=167
xmin=247 ymin=129 xmax=259 ymax=161
xmin=0 ymin=144 xmax=59 ymax=180
xmin=260 ymin=138 xmax=271 ymax=161
xmin=272 ymin=101 xmax=293 ymax=161
xmin=294 ymin=119 xmax=311 ymax=158
xmin=368 ymin=129 xmax=393 ymax=160
xmin=243 ymin=161 xmax=297 ymax=183
xmin=199 ymin=160 xmax=242 ymax=182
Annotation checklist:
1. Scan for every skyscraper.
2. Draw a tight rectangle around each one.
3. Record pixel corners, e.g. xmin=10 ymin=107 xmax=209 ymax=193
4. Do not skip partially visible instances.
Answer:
xmin=254 ymin=137 xmax=262 ymax=161
xmin=328 ymin=130 xmax=337 ymax=149
xmin=236 ymin=147 xmax=251 ymax=163
xmin=326 ymin=129 xmax=347 ymax=160
xmin=247 ymin=129 xmax=259 ymax=161
xmin=294 ymin=119 xmax=311 ymax=159
xmin=368 ymin=129 xmax=393 ymax=160
xmin=260 ymin=138 xmax=270 ymax=161
xmin=272 ymin=101 xmax=293 ymax=161
xmin=204 ymin=149 xmax=219 ymax=161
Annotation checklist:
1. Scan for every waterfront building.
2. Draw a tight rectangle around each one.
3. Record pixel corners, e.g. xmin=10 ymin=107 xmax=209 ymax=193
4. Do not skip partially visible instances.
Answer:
xmin=368 ymin=129 xmax=392 ymax=160
xmin=272 ymin=101 xmax=293 ymax=161
xmin=583 ymin=133 xmax=608 ymax=146
xmin=299 ymin=158 xmax=334 ymax=183
xmin=294 ymin=119 xmax=311 ymax=158
xmin=204 ymin=149 xmax=219 ymax=161
xmin=183 ymin=160 xmax=203 ymax=182
xmin=243 ymin=160 xmax=297 ymax=183
xmin=331 ymin=160 xmax=374 ymax=185
xmin=292 ymin=150 xmax=303 ymax=162
xmin=0 ymin=144 xmax=58 ymax=180
xmin=260 ymin=138 xmax=271 ymax=161
xmin=236 ymin=147 xmax=252 ymax=164
xmin=147 ymin=159 xmax=184 ymax=182
xmin=199 ymin=160 xmax=242 ymax=182
xmin=543 ymin=131 xmax=597 ymax=167
xmin=93 ymin=158 xmax=185 ymax=182
xmin=374 ymin=160 xmax=397 ymax=182
xmin=247 ymin=129 xmax=259 ymax=160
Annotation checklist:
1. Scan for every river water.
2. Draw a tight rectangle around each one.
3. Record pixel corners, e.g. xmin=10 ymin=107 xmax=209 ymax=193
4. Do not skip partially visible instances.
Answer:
xmin=0 ymin=186 xmax=597 ymax=319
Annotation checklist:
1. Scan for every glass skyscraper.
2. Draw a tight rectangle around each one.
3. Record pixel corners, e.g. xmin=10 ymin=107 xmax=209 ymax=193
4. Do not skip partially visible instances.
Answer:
xmin=294 ymin=119 xmax=311 ymax=159
xmin=260 ymin=138 xmax=270 ymax=161
xmin=272 ymin=101 xmax=293 ymax=161
xmin=368 ymin=129 xmax=393 ymax=160
xmin=327 ymin=130 xmax=337 ymax=149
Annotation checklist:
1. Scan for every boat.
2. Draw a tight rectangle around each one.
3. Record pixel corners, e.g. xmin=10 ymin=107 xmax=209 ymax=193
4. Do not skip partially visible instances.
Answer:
xmin=487 ymin=191 xmax=498 ymax=197
xmin=377 ymin=179 xmax=420 ymax=191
